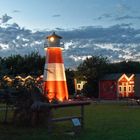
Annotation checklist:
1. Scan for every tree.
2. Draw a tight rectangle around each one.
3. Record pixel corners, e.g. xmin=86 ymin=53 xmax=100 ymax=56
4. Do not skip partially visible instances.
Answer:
xmin=77 ymin=56 xmax=109 ymax=97
xmin=65 ymin=68 xmax=75 ymax=95
xmin=108 ymin=61 xmax=140 ymax=73
xmin=0 ymin=52 xmax=45 ymax=76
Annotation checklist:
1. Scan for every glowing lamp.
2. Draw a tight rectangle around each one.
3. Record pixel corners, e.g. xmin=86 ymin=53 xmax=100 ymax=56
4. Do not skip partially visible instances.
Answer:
xmin=49 ymin=37 xmax=54 ymax=42
xmin=43 ymin=32 xmax=69 ymax=102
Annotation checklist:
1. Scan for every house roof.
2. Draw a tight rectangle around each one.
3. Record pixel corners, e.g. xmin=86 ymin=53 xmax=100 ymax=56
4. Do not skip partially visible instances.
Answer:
xmin=100 ymin=73 xmax=134 ymax=81
xmin=47 ymin=32 xmax=62 ymax=39
xmin=100 ymin=73 xmax=123 ymax=80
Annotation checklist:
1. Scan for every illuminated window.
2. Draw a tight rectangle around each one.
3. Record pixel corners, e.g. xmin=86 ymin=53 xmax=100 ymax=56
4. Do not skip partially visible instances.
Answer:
xmin=132 ymin=86 xmax=134 ymax=92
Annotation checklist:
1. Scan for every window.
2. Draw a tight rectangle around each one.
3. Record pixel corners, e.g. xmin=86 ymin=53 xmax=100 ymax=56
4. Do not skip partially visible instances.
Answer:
xmin=78 ymin=84 xmax=81 ymax=89
xmin=132 ymin=86 xmax=134 ymax=92
xmin=119 ymin=87 xmax=121 ymax=92
xmin=124 ymin=87 xmax=126 ymax=91
xmin=129 ymin=87 xmax=131 ymax=91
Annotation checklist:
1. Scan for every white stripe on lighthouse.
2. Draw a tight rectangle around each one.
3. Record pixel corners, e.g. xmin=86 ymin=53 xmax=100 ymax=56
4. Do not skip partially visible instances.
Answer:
xmin=44 ymin=63 xmax=66 ymax=81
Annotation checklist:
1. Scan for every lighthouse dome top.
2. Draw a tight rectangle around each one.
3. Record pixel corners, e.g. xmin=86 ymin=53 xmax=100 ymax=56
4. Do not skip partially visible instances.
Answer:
xmin=47 ymin=32 xmax=62 ymax=39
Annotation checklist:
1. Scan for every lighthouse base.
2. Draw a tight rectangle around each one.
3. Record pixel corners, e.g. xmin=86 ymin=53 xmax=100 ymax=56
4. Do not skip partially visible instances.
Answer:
xmin=44 ymin=81 xmax=68 ymax=102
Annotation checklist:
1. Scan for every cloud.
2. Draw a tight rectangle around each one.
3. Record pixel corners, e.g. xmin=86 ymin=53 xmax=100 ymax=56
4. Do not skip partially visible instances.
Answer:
xmin=0 ymin=22 xmax=140 ymax=67
xmin=55 ymin=27 xmax=64 ymax=31
xmin=0 ymin=14 xmax=12 ymax=24
xmin=116 ymin=3 xmax=130 ymax=14
xmin=95 ymin=3 xmax=132 ymax=21
xmin=118 ymin=23 xmax=133 ymax=27
xmin=55 ymin=24 xmax=140 ymax=43
xmin=96 ymin=13 xmax=112 ymax=20
xmin=52 ymin=14 xmax=61 ymax=18
xmin=115 ymin=15 xmax=140 ymax=20
xmin=95 ymin=12 xmax=140 ymax=22
xmin=0 ymin=19 xmax=139 ymax=44
xmin=13 ymin=10 xmax=20 ymax=13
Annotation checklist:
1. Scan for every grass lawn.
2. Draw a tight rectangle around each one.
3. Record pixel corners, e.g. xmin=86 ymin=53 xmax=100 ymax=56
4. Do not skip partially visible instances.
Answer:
xmin=0 ymin=101 xmax=140 ymax=140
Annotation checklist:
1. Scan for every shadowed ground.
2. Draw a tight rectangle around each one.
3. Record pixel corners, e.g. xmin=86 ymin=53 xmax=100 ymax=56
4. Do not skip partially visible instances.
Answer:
xmin=0 ymin=101 xmax=140 ymax=140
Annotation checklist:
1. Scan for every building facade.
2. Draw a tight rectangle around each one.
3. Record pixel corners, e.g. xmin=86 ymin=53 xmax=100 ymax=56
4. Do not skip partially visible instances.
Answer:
xmin=99 ymin=73 xmax=135 ymax=100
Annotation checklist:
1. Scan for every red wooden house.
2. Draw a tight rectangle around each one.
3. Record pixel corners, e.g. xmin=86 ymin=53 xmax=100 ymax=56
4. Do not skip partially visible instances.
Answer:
xmin=99 ymin=73 xmax=134 ymax=100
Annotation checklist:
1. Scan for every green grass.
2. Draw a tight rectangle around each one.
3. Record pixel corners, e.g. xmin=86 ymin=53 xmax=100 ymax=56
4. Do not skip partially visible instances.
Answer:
xmin=0 ymin=102 xmax=140 ymax=140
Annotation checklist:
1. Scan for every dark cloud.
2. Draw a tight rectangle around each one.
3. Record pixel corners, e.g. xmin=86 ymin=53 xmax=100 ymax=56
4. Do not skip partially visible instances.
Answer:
xmin=119 ymin=23 xmax=133 ymax=27
xmin=115 ymin=15 xmax=140 ymax=20
xmin=96 ymin=13 xmax=112 ymax=20
xmin=96 ymin=12 xmax=140 ymax=23
xmin=13 ymin=10 xmax=20 ymax=13
xmin=55 ymin=27 xmax=64 ymax=31
xmin=55 ymin=24 xmax=140 ymax=43
xmin=52 ymin=14 xmax=61 ymax=18
xmin=0 ymin=14 xmax=12 ymax=24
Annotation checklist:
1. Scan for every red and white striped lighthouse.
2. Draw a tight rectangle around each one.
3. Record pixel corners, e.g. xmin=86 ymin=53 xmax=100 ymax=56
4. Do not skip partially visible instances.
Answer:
xmin=43 ymin=32 xmax=69 ymax=102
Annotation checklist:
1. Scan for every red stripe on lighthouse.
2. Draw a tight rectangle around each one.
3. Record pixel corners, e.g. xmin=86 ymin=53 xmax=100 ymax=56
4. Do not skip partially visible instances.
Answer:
xmin=44 ymin=81 xmax=68 ymax=101
xmin=47 ymin=48 xmax=64 ymax=63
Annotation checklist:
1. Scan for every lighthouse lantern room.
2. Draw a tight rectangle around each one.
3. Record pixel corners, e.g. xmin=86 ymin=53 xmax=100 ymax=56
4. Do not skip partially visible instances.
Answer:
xmin=47 ymin=32 xmax=62 ymax=47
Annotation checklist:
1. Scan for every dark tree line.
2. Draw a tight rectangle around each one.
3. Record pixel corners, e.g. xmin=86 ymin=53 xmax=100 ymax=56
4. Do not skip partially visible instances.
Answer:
xmin=1 ymin=53 xmax=140 ymax=97
xmin=0 ymin=52 xmax=45 ymax=76
xmin=107 ymin=61 xmax=140 ymax=74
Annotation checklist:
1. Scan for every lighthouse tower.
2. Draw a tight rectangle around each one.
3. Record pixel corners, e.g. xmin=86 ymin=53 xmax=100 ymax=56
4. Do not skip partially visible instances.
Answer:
xmin=43 ymin=32 xmax=69 ymax=102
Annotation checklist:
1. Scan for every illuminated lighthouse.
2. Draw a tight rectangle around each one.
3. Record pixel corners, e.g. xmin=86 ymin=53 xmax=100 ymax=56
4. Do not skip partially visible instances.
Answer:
xmin=43 ymin=32 xmax=69 ymax=102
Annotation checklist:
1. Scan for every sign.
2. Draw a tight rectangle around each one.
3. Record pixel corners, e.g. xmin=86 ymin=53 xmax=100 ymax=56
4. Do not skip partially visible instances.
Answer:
xmin=72 ymin=118 xmax=81 ymax=126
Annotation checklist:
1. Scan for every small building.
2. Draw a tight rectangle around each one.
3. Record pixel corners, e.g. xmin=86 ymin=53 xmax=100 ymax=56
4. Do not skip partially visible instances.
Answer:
xmin=74 ymin=79 xmax=87 ymax=94
xmin=76 ymin=80 xmax=87 ymax=91
xmin=99 ymin=73 xmax=135 ymax=100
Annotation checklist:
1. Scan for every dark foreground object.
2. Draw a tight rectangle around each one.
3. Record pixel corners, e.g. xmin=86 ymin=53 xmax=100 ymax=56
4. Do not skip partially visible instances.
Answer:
xmin=2 ymin=99 xmax=91 ymax=132
xmin=31 ymin=100 xmax=91 ymax=132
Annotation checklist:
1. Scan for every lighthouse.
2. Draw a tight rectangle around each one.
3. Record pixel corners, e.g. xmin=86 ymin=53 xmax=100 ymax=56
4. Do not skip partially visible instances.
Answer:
xmin=43 ymin=32 xmax=69 ymax=102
